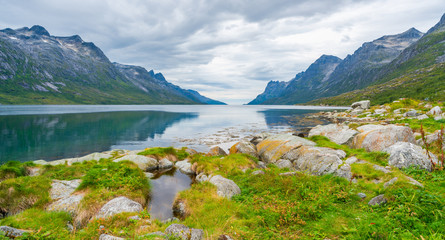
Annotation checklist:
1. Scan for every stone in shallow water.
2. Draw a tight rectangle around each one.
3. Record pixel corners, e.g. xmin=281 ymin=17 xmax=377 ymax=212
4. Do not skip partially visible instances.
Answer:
xmin=158 ymin=158 xmax=173 ymax=169
xmin=175 ymin=159 xmax=195 ymax=175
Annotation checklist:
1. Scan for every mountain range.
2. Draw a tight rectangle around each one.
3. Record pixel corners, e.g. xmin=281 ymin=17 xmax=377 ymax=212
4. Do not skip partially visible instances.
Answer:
xmin=0 ymin=26 xmax=225 ymax=105
xmin=249 ymin=13 xmax=445 ymax=105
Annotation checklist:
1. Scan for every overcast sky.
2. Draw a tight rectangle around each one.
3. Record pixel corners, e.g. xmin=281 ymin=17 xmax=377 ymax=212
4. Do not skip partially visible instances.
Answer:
xmin=0 ymin=0 xmax=443 ymax=104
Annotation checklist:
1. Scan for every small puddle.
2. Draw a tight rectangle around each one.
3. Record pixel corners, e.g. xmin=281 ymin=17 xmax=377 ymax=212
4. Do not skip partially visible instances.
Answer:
xmin=148 ymin=168 xmax=194 ymax=220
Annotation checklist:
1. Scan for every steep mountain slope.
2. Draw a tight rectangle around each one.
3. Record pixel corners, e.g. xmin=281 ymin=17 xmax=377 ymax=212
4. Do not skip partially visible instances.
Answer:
xmin=249 ymin=55 xmax=342 ymax=104
xmin=311 ymin=14 xmax=445 ymax=106
xmin=0 ymin=26 xmax=224 ymax=104
xmin=249 ymin=28 xmax=423 ymax=105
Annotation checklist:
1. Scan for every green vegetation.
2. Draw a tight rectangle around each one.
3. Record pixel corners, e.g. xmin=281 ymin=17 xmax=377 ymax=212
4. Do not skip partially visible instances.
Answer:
xmin=189 ymin=153 xmax=258 ymax=176
xmin=310 ymin=63 xmax=445 ymax=106
xmin=0 ymin=161 xmax=34 ymax=180
xmin=138 ymin=147 xmax=190 ymax=160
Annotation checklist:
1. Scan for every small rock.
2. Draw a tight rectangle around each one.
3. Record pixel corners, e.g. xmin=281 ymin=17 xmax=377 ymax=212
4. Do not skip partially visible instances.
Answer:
xmin=373 ymin=165 xmax=391 ymax=174
xmin=67 ymin=223 xmax=74 ymax=232
xmin=175 ymin=159 xmax=195 ymax=175
xmin=0 ymin=226 xmax=26 ymax=238
xmin=144 ymin=172 xmax=155 ymax=179
xmin=95 ymin=196 xmax=143 ymax=219
xmin=257 ymin=161 xmax=266 ymax=169
xmin=165 ymin=224 xmax=204 ymax=240
xmin=406 ymin=176 xmax=424 ymax=188
xmin=209 ymin=175 xmax=241 ymax=199
xmin=173 ymin=201 xmax=188 ymax=220
xmin=427 ymin=106 xmax=442 ymax=116
xmin=345 ymin=157 xmax=358 ymax=165
xmin=403 ymin=110 xmax=419 ymax=117
xmin=434 ymin=115 xmax=443 ymax=121
xmin=383 ymin=177 xmax=398 ymax=188
xmin=163 ymin=217 xmax=180 ymax=223
xmin=279 ymin=171 xmax=299 ymax=176
xmin=416 ymin=114 xmax=429 ymax=120
xmin=368 ymin=194 xmax=387 ymax=206
xmin=128 ymin=215 xmax=141 ymax=221
xmin=208 ymin=146 xmax=227 ymax=156
xmin=99 ymin=234 xmax=125 ymax=240
xmin=357 ymin=193 xmax=366 ymax=199
xmin=158 ymin=158 xmax=173 ymax=169
xmin=374 ymin=108 xmax=387 ymax=115
xmin=252 ymin=170 xmax=265 ymax=175
xmin=196 ymin=173 xmax=210 ymax=183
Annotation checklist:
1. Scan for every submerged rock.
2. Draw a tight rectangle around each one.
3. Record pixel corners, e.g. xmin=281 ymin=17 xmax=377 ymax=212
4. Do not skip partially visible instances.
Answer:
xmin=113 ymin=155 xmax=158 ymax=171
xmin=350 ymin=124 xmax=415 ymax=152
xmin=95 ymin=196 xmax=142 ymax=219
xmin=384 ymin=142 xmax=437 ymax=171
xmin=256 ymin=134 xmax=315 ymax=163
xmin=209 ymin=175 xmax=241 ymax=199
xmin=164 ymin=224 xmax=204 ymax=240
xmin=308 ymin=124 xmax=359 ymax=145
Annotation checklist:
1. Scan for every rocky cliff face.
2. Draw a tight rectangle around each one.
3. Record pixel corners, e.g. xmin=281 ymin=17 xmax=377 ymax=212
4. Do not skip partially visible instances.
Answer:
xmin=0 ymin=25 xmax=224 ymax=104
xmin=249 ymin=28 xmax=424 ymax=105
xmin=249 ymin=55 xmax=342 ymax=104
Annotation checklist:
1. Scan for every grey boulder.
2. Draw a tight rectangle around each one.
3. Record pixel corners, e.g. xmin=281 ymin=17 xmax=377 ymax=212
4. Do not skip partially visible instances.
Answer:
xmin=0 ymin=226 xmax=26 ymax=238
xmin=209 ymin=175 xmax=241 ymax=199
xmin=175 ymin=159 xmax=195 ymax=175
xmin=351 ymin=100 xmax=370 ymax=110
xmin=99 ymin=234 xmax=125 ymax=240
xmin=50 ymin=179 xmax=82 ymax=200
xmin=384 ymin=142 xmax=438 ymax=171
xmin=368 ymin=194 xmax=387 ymax=206
xmin=308 ymin=124 xmax=359 ymax=145
xmin=164 ymin=224 xmax=204 ymax=240
xmin=95 ymin=196 xmax=142 ymax=219
xmin=113 ymin=155 xmax=158 ymax=171
xmin=350 ymin=124 xmax=415 ymax=152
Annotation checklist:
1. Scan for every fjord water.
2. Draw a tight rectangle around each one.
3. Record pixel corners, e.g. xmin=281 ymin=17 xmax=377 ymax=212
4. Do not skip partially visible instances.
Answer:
xmin=0 ymin=105 xmax=346 ymax=164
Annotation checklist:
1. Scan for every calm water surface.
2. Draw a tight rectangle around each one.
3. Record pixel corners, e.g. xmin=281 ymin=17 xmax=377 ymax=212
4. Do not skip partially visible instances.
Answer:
xmin=0 ymin=105 xmax=347 ymax=163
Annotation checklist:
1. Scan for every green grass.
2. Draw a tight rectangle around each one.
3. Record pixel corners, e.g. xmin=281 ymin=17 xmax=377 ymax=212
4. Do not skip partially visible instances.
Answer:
xmin=308 ymin=135 xmax=389 ymax=166
xmin=0 ymin=176 xmax=51 ymax=216
xmin=0 ymin=161 xmax=35 ymax=181
xmin=138 ymin=147 xmax=189 ymax=160
xmin=393 ymin=117 xmax=445 ymax=133
xmin=0 ymin=208 xmax=72 ymax=239
xmin=189 ymin=153 xmax=258 ymax=176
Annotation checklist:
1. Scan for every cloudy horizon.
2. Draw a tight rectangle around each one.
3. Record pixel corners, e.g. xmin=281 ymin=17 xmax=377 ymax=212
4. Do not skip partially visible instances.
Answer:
xmin=0 ymin=0 xmax=443 ymax=104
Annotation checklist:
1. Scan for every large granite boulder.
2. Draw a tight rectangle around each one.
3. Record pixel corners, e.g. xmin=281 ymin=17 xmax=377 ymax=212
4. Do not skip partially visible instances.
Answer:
xmin=229 ymin=140 xmax=258 ymax=157
xmin=175 ymin=159 xmax=195 ymax=175
xmin=113 ymin=155 xmax=158 ymax=171
xmin=50 ymin=179 xmax=82 ymax=200
xmin=308 ymin=124 xmax=359 ymax=145
xmin=256 ymin=134 xmax=316 ymax=163
xmin=164 ymin=224 xmax=204 ymax=240
xmin=274 ymin=159 xmax=293 ymax=169
xmin=384 ymin=142 xmax=438 ymax=171
xmin=350 ymin=125 xmax=415 ymax=152
xmin=351 ymin=100 xmax=370 ymax=110
xmin=286 ymin=146 xmax=348 ymax=177
xmin=209 ymin=175 xmax=241 ymax=199
xmin=158 ymin=158 xmax=174 ymax=169
xmin=95 ymin=196 xmax=142 ymax=219
xmin=0 ymin=226 xmax=26 ymax=238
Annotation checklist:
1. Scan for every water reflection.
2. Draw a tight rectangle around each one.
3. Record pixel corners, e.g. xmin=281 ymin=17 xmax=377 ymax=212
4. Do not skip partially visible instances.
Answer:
xmin=148 ymin=169 xmax=193 ymax=220
xmin=0 ymin=111 xmax=196 ymax=163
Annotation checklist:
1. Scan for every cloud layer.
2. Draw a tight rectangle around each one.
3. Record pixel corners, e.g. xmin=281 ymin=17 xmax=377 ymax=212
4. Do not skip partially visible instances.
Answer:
xmin=0 ymin=0 xmax=443 ymax=104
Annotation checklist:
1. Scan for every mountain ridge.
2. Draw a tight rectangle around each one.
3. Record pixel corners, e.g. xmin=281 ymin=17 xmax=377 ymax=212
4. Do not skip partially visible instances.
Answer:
xmin=0 ymin=25 xmax=225 ymax=105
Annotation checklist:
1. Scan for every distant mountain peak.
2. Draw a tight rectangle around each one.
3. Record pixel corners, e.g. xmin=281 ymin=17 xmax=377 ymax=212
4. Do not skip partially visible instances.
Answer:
xmin=154 ymin=73 xmax=166 ymax=81
xmin=398 ymin=27 xmax=423 ymax=38
xmin=29 ymin=25 xmax=50 ymax=36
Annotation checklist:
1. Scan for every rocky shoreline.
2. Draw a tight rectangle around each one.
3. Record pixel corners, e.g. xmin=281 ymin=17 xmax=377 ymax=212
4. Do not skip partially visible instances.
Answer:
xmin=0 ymin=99 xmax=444 ymax=239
